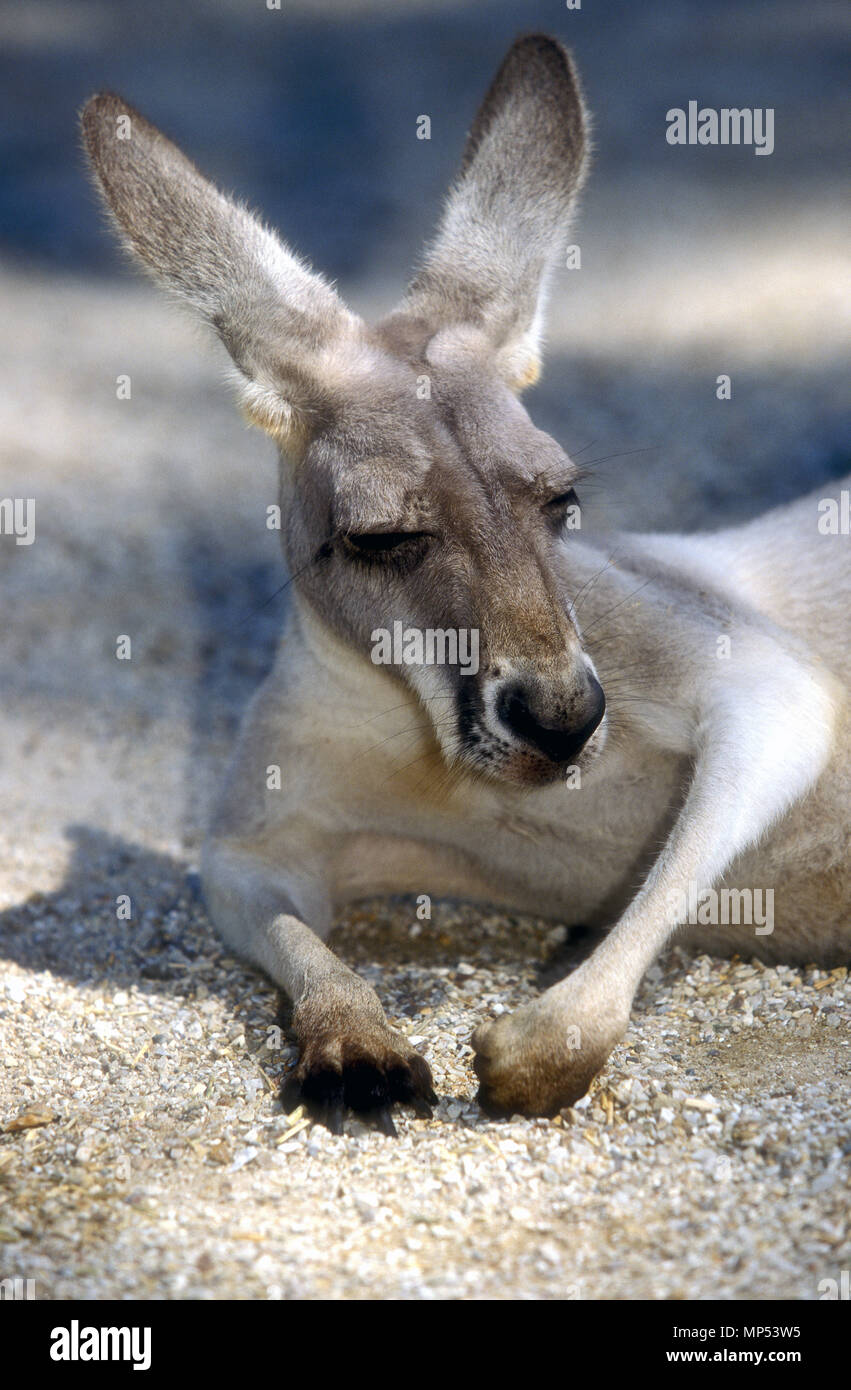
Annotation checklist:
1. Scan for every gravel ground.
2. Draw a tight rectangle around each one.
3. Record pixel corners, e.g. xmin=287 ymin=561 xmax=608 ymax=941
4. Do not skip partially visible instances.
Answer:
xmin=1 ymin=0 xmax=849 ymax=1301
xmin=2 ymin=891 xmax=849 ymax=1300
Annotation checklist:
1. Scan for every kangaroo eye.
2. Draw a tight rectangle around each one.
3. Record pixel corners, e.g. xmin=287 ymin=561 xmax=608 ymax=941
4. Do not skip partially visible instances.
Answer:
xmin=342 ymin=530 xmax=429 ymax=557
xmin=545 ymin=487 xmax=579 ymax=513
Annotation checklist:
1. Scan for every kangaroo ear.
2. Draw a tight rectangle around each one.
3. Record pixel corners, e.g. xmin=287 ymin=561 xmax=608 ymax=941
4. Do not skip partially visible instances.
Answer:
xmin=399 ymin=35 xmax=589 ymax=392
xmin=81 ymin=92 xmax=362 ymax=444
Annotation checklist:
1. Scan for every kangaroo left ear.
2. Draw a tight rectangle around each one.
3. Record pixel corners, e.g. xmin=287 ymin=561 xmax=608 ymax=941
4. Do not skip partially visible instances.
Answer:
xmin=81 ymin=91 xmax=365 ymax=448
xmin=392 ymin=35 xmax=589 ymax=393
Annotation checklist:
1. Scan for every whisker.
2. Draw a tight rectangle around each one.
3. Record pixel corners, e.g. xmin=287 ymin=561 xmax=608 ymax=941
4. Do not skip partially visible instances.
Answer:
xmin=569 ymin=551 xmax=622 ymax=616
xmin=350 ymin=693 xmax=455 ymax=729
xmin=225 ymin=554 xmax=318 ymax=637
xmin=579 ymin=446 xmax=657 ymax=470
xmin=580 ymin=579 xmax=653 ymax=636
xmin=353 ymin=712 xmax=458 ymax=763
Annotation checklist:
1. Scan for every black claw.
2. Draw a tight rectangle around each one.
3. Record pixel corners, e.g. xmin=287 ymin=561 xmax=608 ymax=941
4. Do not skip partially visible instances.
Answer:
xmin=279 ymin=1073 xmax=303 ymax=1113
xmin=407 ymin=1054 xmax=437 ymax=1101
xmin=280 ymin=1040 xmax=437 ymax=1135
xmin=374 ymin=1107 xmax=398 ymax=1138
xmin=318 ymin=1101 xmax=345 ymax=1135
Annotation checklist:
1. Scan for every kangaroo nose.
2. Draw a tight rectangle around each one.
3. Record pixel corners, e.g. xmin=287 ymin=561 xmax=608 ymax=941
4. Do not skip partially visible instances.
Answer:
xmin=496 ymin=676 xmax=606 ymax=763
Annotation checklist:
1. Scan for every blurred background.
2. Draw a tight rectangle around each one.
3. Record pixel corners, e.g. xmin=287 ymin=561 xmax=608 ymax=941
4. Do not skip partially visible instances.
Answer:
xmin=0 ymin=0 xmax=848 ymax=857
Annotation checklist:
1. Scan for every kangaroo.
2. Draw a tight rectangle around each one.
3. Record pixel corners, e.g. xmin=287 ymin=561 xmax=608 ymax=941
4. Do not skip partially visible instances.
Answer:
xmin=82 ymin=34 xmax=851 ymax=1128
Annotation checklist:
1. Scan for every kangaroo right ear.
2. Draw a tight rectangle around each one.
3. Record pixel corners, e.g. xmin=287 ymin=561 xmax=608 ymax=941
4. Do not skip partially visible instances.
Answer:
xmin=81 ymin=92 xmax=362 ymax=445
xmin=399 ymin=35 xmax=589 ymax=392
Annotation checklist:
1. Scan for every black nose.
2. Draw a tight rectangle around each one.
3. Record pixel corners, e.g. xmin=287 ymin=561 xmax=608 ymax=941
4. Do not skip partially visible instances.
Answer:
xmin=496 ymin=676 xmax=606 ymax=763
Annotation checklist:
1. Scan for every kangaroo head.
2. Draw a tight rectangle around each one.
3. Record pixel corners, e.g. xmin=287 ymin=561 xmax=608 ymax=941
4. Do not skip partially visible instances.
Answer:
xmin=82 ymin=34 xmax=605 ymax=788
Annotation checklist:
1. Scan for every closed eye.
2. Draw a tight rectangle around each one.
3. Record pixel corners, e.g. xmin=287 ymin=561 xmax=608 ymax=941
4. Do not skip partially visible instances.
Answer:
xmin=544 ymin=487 xmax=580 ymax=513
xmin=341 ymin=529 xmax=431 ymax=559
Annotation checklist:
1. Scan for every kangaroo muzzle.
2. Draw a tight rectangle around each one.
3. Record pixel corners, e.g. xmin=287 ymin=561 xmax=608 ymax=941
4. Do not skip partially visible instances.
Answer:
xmin=495 ymin=673 xmax=606 ymax=764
